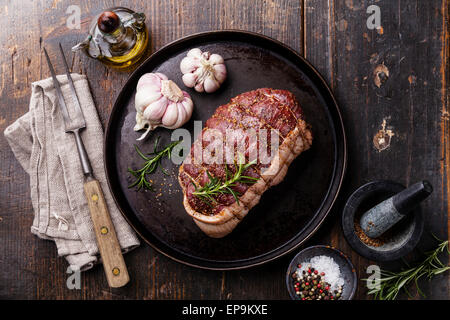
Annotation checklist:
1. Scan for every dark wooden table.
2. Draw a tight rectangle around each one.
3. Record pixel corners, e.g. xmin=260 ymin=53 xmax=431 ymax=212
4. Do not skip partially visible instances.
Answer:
xmin=0 ymin=0 xmax=448 ymax=300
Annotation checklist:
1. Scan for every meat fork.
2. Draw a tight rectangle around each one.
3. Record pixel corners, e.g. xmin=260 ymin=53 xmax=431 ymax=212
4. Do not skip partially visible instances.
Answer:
xmin=43 ymin=44 xmax=129 ymax=288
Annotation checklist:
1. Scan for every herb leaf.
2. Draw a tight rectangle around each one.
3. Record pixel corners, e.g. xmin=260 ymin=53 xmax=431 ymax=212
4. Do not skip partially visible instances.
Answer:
xmin=128 ymin=138 xmax=180 ymax=191
xmin=364 ymin=238 xmax=449 ymax=300
xmin=192 ymin=155 xmax=258 ymax=206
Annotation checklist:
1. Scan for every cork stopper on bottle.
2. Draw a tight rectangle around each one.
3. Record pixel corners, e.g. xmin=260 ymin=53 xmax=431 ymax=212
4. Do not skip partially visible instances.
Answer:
xmin=97 ymin=11 xmax=120 ymax=33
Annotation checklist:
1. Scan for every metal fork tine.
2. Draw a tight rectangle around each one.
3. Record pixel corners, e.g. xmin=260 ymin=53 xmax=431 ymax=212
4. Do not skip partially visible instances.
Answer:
xmin=43 ymin=47 xmax=72 ymax=123
xmin=58 ymin=43 xmax=85 ymax=125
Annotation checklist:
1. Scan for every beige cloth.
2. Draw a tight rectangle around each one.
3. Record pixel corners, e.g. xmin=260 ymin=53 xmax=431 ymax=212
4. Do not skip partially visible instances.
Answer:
xmin=4 ymin=73 xmax=140 ymax=271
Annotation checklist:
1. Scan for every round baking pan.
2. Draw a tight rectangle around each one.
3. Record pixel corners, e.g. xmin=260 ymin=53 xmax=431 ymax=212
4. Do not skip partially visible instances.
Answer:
xmin=104 ymin=30 xmax=347 ymax=269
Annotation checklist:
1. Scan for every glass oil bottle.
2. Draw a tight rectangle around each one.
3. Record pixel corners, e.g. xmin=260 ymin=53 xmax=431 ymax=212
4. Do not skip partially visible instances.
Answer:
xmin=72 ymin=7 xmax=148 ymax=68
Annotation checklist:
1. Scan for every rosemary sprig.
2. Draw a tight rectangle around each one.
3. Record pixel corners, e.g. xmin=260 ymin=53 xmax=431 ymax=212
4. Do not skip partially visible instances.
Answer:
xmin=128 ymin=137 xmax=180 ymax=191
xmin=192 ymin=154 xmax=258 ymax=206
xmin=366 ymin=238 xmax=450 ymax=300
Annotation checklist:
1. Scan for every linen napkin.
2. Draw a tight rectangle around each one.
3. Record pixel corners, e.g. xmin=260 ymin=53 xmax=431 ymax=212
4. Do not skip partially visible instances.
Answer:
xmin=4 ymin=73 xmax=140 ymax=271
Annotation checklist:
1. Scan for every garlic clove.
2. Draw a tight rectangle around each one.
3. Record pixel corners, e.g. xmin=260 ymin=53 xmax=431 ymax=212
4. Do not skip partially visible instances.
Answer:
xmin=213 ymin=64 xmax=227 ymax=84
xmin=194 ymin=82 xmax=204 ymax=92
xmin=209 ymin=53 xmax=224 ymax=65
xmin=187 ymin=48 xmax=202 ymax=58
xmin=167 ymin=103 xmax=187 ymax=129
xmin=177 ymin=102 xmax=188 ymax=126
xmin=203 ymin=77 xmax=220 ymax=93
xmin=143 ymin=96 xmax=168 ymax=123
xmin=161 ymin=102 xmax=178 ymax=127
xmin=180 ymin=57 xmax=199 ymax=74
xmin=137 ymin=73 xmax=162 ymax=91
xmin=182 ymin=73 xmax=197 ymax=88
xmin=135 ymin=89 xmax=162 ymax=113
xmin=181 ymin=96 xmax=194 ymax=117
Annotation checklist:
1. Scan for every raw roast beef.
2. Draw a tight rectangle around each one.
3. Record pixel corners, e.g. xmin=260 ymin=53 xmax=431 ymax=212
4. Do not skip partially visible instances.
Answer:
xmin=178 ymin=88 xmax=313 ymax=238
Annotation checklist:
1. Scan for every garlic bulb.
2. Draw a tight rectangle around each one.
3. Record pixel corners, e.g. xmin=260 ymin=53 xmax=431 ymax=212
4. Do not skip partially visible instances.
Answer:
xmin=134 ymin=72 xmax=194 ymax=140
xmin=180 ymin=48 xmax=227 ymax=93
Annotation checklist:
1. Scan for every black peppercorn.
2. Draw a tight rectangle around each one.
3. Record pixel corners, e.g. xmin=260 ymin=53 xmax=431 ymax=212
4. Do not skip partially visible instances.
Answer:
xmin=292 ymin=267 xmax=344 ymax=300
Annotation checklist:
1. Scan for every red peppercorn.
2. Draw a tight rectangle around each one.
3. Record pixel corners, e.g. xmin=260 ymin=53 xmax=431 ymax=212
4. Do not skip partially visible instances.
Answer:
xmin=297 ymin=264 xmax=302 ymax=268
xmin=314 ymin=270 xmax=318 ymax=275
xmin=317 ymin=284 xmax=321 ymax=288
xmin=305 ymin=282 xmax=309 ymax=286
xmin=308 ymin=269 xmax=312 ymax=274
xmin=296 ymin=282 xmax=300 ymax=286
xmin=321 ymin=272 xmax=325 ymax=276
xmin=319 ymin=289 xmax=323 ymax=293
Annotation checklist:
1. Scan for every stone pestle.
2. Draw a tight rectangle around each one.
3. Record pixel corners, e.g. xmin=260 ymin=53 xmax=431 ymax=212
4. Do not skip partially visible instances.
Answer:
xmin=359 ymin=180 xmax=433 ymax=238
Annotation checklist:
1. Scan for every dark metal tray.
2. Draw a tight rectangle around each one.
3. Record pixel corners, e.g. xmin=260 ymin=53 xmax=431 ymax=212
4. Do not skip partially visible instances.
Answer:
xmin=104 ymin=30 xmax=346 ymax=270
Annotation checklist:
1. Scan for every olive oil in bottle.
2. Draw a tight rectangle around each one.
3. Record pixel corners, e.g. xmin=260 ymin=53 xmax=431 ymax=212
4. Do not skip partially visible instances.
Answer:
xmin=72 ymin=7 xmax=148 ymax=68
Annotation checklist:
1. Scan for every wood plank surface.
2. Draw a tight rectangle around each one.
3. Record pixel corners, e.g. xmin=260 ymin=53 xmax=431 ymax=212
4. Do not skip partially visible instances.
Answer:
xmin=0 ymin=0 xmax=448 ymax=300
xmin=305 ymin=0 xmax=450 ymax=299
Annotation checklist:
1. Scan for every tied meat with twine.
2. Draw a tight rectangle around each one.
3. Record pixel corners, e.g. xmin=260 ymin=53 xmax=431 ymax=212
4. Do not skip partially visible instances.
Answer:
xmin=4 ymin=73 xmax=139 ymax=271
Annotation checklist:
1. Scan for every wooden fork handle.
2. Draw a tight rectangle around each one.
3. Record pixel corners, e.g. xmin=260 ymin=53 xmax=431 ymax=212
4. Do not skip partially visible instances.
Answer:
xmin=84 ymin=179 xmax=129 ymax=288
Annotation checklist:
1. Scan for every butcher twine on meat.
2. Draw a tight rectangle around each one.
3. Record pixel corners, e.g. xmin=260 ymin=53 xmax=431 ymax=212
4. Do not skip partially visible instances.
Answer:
xmin=178 ymin=88 xmax=313 ymax=238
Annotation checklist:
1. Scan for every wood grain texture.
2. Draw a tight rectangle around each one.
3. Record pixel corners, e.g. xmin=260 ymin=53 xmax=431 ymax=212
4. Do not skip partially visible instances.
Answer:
xmin=0 ymin=0 xmax=448 ymax=299
xmin=304 ymin=0 xmax=450 ymax=299
xmin=84 ymin=179 xmax=129 ymax=288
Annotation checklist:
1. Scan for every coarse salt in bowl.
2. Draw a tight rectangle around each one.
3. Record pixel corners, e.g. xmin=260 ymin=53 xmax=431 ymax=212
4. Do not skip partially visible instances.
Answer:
xmin=286 ymin=245 xmax=358 ymax=300
xmin=296 ymin=255 xmax=345 ymax=292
